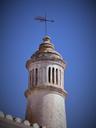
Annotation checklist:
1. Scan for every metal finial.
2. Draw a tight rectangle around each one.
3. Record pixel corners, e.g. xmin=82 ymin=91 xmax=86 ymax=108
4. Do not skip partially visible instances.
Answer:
xmin=35 ymin=14 xmax=54 ymax=35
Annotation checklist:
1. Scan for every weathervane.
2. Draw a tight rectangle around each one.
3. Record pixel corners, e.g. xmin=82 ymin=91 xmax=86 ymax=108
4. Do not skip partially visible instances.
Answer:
xmin=35 ymin=14 xmax=54 ymax=35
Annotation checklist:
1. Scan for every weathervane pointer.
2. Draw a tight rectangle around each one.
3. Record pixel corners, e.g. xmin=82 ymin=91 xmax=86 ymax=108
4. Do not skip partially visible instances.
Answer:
xmin=35 ymin=14 xmax=54 ymax=36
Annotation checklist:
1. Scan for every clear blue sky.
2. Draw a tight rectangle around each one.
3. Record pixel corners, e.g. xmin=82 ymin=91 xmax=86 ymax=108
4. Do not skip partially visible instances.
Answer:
xmin=0 ymin=0 xmax=96 ymax=128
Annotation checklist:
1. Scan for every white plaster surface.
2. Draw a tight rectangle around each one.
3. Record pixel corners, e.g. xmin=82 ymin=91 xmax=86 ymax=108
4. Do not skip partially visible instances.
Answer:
xmin=26 ymin=89 xmax=67 ymax=128
xmin=0 ymin=111 xmax=4 ymax=118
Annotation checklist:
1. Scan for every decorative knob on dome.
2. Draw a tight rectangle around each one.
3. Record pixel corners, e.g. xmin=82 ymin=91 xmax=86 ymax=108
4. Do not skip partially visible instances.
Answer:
xmin=43 ymin=36 xmax=51 ymax=42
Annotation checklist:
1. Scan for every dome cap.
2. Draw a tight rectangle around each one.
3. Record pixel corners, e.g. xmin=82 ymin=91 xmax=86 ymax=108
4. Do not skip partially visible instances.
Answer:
xmin=26 ymin=36 xmax=65 ymax=68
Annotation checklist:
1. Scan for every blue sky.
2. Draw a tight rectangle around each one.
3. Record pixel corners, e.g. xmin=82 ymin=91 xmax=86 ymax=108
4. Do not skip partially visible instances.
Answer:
xmin=0 ymin=0 xmax=96 ymax=128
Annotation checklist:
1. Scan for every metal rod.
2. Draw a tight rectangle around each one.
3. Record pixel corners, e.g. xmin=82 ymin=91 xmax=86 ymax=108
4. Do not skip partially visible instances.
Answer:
xmin=45 ymin=13 xmax=47 ymax=35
